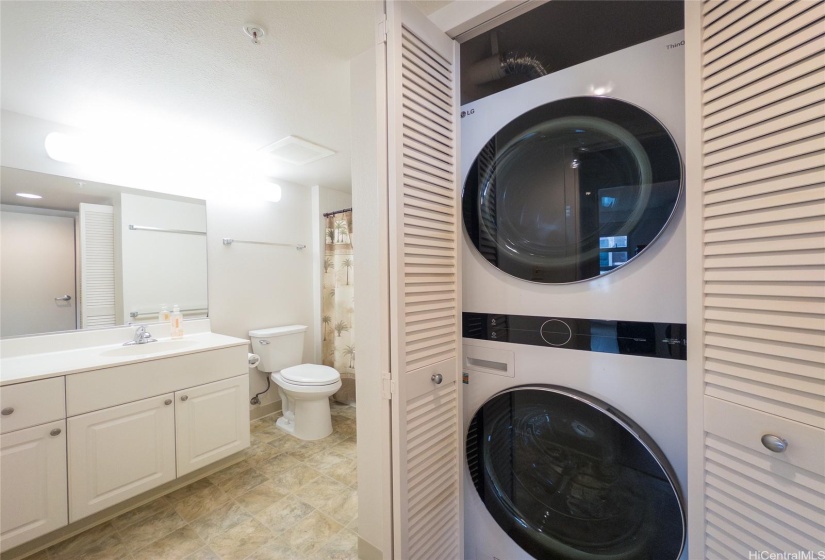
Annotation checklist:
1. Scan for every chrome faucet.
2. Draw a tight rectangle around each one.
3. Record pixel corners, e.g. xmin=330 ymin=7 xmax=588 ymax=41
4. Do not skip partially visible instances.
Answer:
xmin=124 ymin=324 xmax=157 ymax=346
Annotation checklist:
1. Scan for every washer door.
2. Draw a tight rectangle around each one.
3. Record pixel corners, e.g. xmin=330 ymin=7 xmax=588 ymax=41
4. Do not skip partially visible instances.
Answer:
xmin=466 ymin=386 xmax=685 ymax=560
xmin=462 ymin=96 xmax=682 ymax=283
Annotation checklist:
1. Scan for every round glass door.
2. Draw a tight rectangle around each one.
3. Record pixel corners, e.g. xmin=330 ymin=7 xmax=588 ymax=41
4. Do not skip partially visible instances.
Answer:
xmin=466 ymin=386 xmax=685 ymax=560
xmin=462 ymin=97 xmax=682 ymax=283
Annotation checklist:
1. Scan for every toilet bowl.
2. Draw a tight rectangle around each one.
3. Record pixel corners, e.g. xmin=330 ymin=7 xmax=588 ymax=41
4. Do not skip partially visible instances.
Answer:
xmin=248 ymin=325 xmax=342 ymax=441
xmin=271 ymin=364 xmax=341 ymax=440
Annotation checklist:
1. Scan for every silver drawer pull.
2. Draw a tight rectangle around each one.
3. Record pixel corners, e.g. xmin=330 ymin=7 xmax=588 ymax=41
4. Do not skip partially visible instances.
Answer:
xmin=180 ymin=395 xmax=189 ymax=402
xmin=761 ymin=434 xmax=788 ymax=453
xmin=54 ymin=295 xmax=72 ymax=301
xmin=164 ymin=399 xmax=172 ymax=406
xmin=1 ymin=407 xmax=14 ymax=416
xmin=431 ymin=373 xmax=443 ymax=385
xmin=50 ymin=428 xmax=62 ymax=437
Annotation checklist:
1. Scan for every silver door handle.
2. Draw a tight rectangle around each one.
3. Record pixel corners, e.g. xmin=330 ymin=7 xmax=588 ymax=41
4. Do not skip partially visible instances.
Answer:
xmin=431 ymin=373 xmax=443 ymax=385
xmin=55 ymin=295 xmax=72 ymax=301
xmin=761 ymin=434 xmax=788 ymax=453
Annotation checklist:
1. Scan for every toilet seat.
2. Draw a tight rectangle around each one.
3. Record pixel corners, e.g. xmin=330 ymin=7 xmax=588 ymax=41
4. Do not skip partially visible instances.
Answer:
xmin=280 ymin=364 xmax=340 ymax=386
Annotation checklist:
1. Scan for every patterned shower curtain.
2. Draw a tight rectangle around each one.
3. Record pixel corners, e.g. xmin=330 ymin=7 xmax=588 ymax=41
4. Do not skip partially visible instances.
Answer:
xmin=322 ymin=210 xmax=355 ymax=404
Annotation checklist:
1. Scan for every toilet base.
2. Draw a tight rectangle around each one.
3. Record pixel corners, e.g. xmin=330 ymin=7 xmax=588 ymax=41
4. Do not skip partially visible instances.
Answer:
xmin=275 ymin=415 xmax=296 ymax=436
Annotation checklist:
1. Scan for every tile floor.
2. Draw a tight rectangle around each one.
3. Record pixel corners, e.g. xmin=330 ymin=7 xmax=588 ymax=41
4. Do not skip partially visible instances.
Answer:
xmin=26 ymin=403 xmax=358 ymax=560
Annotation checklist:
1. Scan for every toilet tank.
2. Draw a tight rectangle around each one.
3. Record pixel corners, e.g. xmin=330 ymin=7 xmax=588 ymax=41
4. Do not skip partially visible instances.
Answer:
xmin=248 ymin=325 xmax=307 ymax=373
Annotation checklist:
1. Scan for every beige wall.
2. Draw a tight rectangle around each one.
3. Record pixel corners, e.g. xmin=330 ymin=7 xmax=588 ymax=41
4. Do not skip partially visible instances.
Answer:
xmin=206 ymin=186 xmax=316 ymax=409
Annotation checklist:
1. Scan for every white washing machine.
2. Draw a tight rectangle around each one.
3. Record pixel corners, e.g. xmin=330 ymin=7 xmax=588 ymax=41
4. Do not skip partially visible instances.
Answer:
xmin=462 ymin=340 xmax=687 ymax=560
xmin=459 ymin=30 xmax=688 ymax=560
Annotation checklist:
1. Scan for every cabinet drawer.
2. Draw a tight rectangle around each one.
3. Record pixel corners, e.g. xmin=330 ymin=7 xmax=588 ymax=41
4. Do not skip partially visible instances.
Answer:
xmin=66 ymin=345 xmax=248 ymax=416
xmin=0 ymin=377 xmax=65 ymax=434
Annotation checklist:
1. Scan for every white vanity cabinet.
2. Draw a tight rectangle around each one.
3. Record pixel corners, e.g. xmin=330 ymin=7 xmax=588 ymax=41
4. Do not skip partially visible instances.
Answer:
xmin=0 ymin=377 xmax=68 ymax=552
xmin=175 ymin=375 xmax=250 ymax=476
xmin=64 ymin=345 xmax=249 ymax=521
xmin=67 ymin=394 xmax=177 ymax=522
xmin=0 ymin=420 xmax=68 ymax=551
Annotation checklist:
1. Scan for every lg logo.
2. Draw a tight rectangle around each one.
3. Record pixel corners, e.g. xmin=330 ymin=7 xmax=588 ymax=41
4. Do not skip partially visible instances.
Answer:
xmin=461 ymin=108 xmax=475 ymax=118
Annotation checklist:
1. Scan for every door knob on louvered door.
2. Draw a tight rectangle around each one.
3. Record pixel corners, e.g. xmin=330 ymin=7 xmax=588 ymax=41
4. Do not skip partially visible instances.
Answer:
xmin=761 ymin=434 xmax=788 ymax=453
xmin=431 ymin=373 xmax=443 ymax=384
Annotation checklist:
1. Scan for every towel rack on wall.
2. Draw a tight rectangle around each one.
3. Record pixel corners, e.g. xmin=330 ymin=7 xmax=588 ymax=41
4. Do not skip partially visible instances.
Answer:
xmin=129 ymin=307 xmax=208 ymax=319
xmin=129 ymin=225 xmax=206 ymax=236
xmin=222 ymin=238 xmax=306 ymax=250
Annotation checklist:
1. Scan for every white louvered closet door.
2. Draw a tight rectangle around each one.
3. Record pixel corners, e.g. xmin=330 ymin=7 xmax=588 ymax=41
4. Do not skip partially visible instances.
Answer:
xmin=686 ymin=1 xmax=825 ymax=557
xmin=79 ymin=203 xmax=116 ymax=328
xmin=385 ymin=2 xmax=461 ymax=559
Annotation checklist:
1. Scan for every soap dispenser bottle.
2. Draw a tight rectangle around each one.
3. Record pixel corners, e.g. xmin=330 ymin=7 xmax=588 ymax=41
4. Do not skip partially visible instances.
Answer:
xmin=170 ymin=305 xmax=184 ymax=339
xmin=158 ymin=304 xmax=170 ymax=323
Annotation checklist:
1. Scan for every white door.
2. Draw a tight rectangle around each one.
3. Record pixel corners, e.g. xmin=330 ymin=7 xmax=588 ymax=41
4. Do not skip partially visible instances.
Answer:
xmin=175 ymin=376 xmax=250 ymax=477
xmin=78 ymin=203 xmax=116 ymax=329
xmin=0 ymin=420 xmax=68 ymax=552
xmin=67 ymin=394 xmax=176 ymax=522
xmin=685 ymin=1 xmax=825 ymax=556
xmin=385 ymin=2 xmax=462 ymax=558
xmin=0 ymin=210 xmax=76 ymax=337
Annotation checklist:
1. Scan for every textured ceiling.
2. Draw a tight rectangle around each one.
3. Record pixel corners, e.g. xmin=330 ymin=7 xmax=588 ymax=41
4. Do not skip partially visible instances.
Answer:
xmin=1 ymin=1 xmax=378 ymax=192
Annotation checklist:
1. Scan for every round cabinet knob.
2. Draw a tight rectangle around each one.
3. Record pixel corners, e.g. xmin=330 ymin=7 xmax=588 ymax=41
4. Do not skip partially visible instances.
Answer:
xmin=431 ymin=373 xmax=443 ymax=385
xmin=1 ymin=407 xmax=14 ymax=416
xmin=50 ymin=428 xmax=62 ymax=437
xmin=180 ymin=395 xmax=189 ymax=402
xmin=761 ymin=434 xmax=788 ymax=453
xmin=164 ymin=399 xmax=172 ymax=406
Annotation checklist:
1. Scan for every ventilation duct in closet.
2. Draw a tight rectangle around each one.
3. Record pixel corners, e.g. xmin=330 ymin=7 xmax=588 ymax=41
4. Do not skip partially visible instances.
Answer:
xmin=468 ymin=51 xmax=548 ymax=85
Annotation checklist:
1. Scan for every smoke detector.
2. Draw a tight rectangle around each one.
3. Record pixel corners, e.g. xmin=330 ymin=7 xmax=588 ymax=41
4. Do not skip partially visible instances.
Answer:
xmin=260 ymin=136 xmax=336 ymax=166
xmin=243 ymin=24 xmax=266 ymax=45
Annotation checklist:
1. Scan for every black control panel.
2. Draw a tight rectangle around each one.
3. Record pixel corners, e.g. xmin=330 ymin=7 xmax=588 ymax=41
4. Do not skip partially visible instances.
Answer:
xmin=463 ymin=312 xmax=687 ymax=360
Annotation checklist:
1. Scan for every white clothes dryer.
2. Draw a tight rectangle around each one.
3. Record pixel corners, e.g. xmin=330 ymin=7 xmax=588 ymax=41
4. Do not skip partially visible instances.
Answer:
xmin=460 ymin=30 xmax=686 ymax=323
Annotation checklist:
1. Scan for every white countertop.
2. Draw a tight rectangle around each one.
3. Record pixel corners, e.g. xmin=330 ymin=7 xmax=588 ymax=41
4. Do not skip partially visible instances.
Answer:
xmin=0 ymin=332 xmax=249 ymax=386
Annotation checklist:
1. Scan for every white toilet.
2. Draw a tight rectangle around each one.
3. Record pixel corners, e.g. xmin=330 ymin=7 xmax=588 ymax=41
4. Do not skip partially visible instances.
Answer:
xmin=249 ymin=325 xmax=341 ymax=441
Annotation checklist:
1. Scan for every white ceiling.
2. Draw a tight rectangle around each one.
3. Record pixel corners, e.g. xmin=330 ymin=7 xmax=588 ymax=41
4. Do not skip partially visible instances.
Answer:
xmin=1 ymin=1 xmax=381 ymax=193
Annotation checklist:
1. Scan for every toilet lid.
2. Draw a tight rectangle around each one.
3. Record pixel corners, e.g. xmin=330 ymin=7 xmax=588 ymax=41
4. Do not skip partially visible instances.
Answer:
xmin=281 ymin=364 xmax=340 ymax=386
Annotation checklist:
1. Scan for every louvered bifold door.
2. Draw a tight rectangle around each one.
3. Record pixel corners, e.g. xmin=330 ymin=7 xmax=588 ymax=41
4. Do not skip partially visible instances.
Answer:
xmin=385 ymin=2 xmax=461 ymax=559
xmin=688 ymin=1 xmax=825 ymax=557
xmin=78 ymin=203 xmax=116 ymax=328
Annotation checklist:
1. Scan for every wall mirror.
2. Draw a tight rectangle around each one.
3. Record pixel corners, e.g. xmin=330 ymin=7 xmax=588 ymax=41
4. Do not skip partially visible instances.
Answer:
xmin=0 ymin=166 xmax=208 ymax=338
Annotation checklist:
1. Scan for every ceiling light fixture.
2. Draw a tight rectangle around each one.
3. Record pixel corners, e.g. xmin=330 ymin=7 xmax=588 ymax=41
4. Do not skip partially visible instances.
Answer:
xmin=243 ymin=24 xmax=266 ymax=45
xmin=16 ymin=193 xmax=43 ymax=199
xmin=260 ymin=136 xmax=335 ymax=166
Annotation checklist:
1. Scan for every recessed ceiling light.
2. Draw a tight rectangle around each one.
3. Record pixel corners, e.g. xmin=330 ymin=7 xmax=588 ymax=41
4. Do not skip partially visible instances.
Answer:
xmin=16 ymin=193 xmax=42 ymax=199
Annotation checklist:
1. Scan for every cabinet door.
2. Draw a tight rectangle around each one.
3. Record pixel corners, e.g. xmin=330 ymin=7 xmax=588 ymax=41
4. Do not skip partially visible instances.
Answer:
xmin=176 ymin=375 xmax=249 ymax=477
xmin=68 ymin=394 xmax=175 ymax=522
xmin=0 ymin=420 xmax=68 ymax=552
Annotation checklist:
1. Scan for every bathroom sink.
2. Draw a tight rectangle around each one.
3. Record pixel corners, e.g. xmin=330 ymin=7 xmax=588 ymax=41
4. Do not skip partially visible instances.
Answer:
xmin=99 ymin=339 xmax=199 ymax=357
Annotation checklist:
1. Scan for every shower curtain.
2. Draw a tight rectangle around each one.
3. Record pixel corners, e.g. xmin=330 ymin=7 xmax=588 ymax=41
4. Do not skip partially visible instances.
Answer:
xmin=322 ymin=210 xmax=355 ymax=404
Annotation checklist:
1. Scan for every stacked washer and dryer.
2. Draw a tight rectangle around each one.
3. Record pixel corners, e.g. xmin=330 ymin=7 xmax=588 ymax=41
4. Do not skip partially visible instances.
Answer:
xmin=460 ymin=30 xmax=689 ymax=560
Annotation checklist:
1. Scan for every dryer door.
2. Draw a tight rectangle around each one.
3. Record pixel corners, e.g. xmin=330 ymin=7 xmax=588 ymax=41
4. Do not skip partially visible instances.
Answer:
xmin=466 ymin=386 xmax=685 ymax=560
xmin=462 ymin=96 xmax=681 ymax=283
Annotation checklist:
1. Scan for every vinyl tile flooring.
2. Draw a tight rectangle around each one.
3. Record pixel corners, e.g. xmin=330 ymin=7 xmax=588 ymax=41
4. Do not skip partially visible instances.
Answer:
xmin=27 ymin=403 xmax=358 ymax=560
